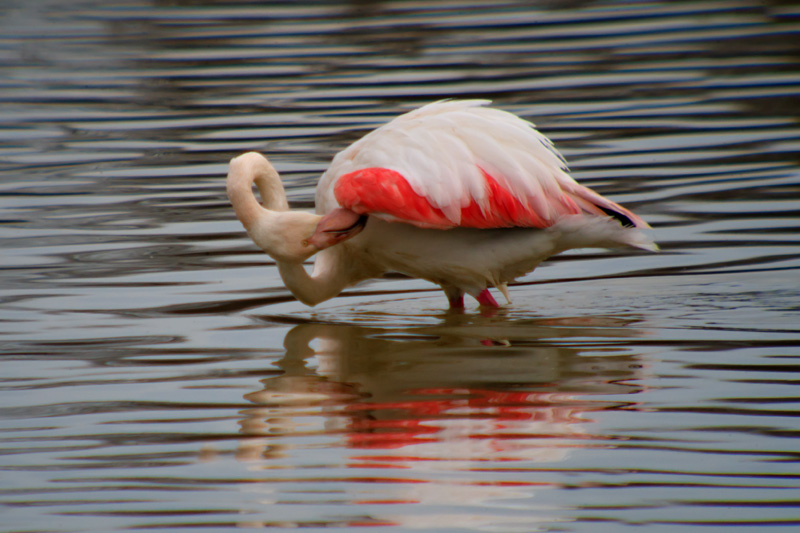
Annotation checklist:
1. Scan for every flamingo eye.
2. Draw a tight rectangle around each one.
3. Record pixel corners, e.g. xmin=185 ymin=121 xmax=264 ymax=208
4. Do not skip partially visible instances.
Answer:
xmin=301 ymin=240 xmax=309 ymax=247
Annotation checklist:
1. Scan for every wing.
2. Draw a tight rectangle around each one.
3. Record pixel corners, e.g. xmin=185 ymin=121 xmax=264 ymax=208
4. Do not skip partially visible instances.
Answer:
xmin=317 ymin=100 xmax=649 ymax=230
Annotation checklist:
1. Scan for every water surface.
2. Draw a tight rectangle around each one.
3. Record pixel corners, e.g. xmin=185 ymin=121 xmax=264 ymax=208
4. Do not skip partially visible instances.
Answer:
xmin=1 ymin=1 xmax=800 ymax=531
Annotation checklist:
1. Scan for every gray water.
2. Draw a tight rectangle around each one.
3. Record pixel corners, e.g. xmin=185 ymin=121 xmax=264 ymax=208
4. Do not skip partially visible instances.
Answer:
xmin=2 ymin=1 xmax=800 ymax=531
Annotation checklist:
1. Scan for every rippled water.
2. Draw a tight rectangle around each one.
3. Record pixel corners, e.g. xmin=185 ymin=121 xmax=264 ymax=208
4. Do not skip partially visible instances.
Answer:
xmin=2 ymin=1 xmax=800 ymax=531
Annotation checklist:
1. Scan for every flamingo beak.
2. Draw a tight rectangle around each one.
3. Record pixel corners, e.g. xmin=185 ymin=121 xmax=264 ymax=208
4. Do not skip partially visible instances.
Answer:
xmin=307 ymin=208 xmax=367 ymax=250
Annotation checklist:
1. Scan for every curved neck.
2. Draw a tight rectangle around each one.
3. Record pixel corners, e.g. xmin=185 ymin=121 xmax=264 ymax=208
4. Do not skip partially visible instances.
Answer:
xmin=227 ymin=153 xmax=289 ymax=233
xmin=277 ymin=248 xmax=355 ymax=307
xmin=227 ymin=152 xmax=359 ymax=307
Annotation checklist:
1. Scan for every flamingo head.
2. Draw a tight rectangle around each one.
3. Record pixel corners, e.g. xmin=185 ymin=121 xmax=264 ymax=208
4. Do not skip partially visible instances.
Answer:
xmin=252 ymin=208 xmax=366 ymax=263
xmin=307 ymin=208 xmax=367 ymax=251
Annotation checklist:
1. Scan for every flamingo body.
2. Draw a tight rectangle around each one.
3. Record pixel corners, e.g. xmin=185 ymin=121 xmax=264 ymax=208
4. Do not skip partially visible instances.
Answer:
xmin=227 ymin=100 xmax=656 ymax=308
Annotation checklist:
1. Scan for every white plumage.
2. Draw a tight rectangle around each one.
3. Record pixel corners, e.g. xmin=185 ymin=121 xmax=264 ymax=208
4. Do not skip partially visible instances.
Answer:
xmin=226 ymin=100 xmax=656 ymax=308
xmin=317 ymin=100 xmax=570 ymax=225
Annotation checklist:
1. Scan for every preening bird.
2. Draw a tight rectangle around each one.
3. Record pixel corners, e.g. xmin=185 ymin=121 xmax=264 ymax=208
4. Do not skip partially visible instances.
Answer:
xmin=227 ymin=100 xmax=656 ymax=309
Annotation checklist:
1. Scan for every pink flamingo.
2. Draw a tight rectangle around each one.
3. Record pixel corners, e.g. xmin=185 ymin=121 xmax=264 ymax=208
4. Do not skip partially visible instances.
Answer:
xmin=227 ymin=100 xmax=656 ymax=309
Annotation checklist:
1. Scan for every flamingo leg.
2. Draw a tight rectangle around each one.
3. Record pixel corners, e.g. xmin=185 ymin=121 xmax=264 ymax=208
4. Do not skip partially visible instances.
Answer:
xmin=475 ymin=288 xmax=499 ymax=308
xmin=443 ymin=285 xmax=465 ymax=309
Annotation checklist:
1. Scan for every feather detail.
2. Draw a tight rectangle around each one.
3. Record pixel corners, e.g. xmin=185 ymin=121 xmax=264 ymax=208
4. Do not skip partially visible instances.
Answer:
xmin=322 ymin=100 xmax=649 ymax=231
xmin=335 ymin=166 xmax=575 ymax=229
xmin=334 ymin=164 xmax=646 ymax=231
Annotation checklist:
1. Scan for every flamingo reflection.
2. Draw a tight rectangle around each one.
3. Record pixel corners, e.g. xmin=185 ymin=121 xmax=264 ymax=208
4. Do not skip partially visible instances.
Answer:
xmin=235 ymin=315 xmax=647 ymax=529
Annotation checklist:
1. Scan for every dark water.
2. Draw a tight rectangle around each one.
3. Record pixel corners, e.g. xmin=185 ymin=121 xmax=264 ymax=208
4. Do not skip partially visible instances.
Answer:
xmin=2 ymin=1 xmax=800 ymax=531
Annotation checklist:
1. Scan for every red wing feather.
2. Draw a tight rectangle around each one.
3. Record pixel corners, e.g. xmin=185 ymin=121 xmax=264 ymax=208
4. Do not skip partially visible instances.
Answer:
xmin=334 ymin=167 xmax=588 ymax=229
xmin=334 ymin=168 xmax=454 ymax=228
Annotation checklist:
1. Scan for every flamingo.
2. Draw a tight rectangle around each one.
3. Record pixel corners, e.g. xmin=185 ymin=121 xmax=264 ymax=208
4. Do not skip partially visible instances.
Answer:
xmin=226 ymin=100 xmax=656 ymax=309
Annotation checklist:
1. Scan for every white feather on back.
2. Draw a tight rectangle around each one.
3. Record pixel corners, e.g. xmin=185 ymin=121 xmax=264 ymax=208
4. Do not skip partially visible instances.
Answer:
xmin=316 ymin=100 xmax=574 ymax=225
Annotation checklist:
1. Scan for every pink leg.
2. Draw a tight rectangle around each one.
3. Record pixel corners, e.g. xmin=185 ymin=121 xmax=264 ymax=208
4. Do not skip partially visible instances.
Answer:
xmin=476 ymin=288 xmax=499 ymax=307
xmin=444 ymin=286 xmax=465 ymax=309
xmin=448 ymin=294 xmax=465 ymax=309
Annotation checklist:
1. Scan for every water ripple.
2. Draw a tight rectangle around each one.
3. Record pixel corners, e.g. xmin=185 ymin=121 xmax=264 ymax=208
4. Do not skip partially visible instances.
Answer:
xmin=1 ymin=0 xmax=800 ymax=531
